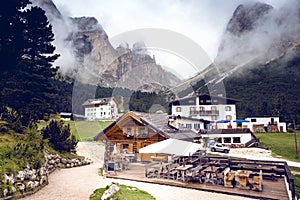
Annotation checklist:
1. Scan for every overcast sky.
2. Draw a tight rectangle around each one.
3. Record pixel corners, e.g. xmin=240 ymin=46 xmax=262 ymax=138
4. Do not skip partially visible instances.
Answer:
xmin=52 ymin=0 xmax=288 ymax=79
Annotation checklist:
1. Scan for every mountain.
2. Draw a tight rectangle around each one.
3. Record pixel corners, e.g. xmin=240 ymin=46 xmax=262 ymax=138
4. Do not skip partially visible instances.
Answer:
xmin=32 ymin=0 xmax=181 ymax=91
xmin=172 ymin=2 xmax=300 ymax=121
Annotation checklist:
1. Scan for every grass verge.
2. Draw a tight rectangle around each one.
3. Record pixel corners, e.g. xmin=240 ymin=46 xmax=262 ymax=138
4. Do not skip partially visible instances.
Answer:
xmin=90 ymin=184 xmax=155 ymax=200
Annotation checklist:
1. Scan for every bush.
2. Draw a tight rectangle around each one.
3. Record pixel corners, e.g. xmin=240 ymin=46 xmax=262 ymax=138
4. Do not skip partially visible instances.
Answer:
xmin=42 ymin=120 xmax=78 ymax=152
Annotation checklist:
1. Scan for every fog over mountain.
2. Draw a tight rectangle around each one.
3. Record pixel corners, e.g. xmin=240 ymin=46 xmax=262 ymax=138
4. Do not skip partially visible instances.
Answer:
xmin=32 ymin=0 xmax=181 ymax=91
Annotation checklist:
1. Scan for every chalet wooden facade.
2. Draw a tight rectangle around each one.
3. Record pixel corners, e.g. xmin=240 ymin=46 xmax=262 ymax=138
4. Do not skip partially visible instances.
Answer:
xmin=94 ymin=111 xmax=170 ymax=162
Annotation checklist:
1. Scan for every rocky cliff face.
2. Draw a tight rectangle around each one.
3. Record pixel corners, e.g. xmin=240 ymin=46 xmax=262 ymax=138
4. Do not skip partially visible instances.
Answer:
xmin=32 ymin=0 xmax=181 ymax=91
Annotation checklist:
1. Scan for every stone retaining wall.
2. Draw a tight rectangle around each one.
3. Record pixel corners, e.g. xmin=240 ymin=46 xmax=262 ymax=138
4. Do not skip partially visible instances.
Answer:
xmin=0 ymin=154 xmax=91 ymax=199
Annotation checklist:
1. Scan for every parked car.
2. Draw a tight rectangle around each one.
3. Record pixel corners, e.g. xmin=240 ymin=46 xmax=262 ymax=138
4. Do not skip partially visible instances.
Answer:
xmin=210 ymin=143 xmax=230 ymax=153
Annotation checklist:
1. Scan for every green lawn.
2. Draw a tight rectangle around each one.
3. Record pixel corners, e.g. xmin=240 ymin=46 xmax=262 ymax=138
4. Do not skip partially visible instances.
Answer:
xmin=255 ymin=132 xmax=300 ymax=162
xmin=38 ymin=120 xmax=113 ymax=141
xmin=90 ymin=184 xmax=155 ymax=200
xmin=67 ymin=120 xmax=113 ymax=141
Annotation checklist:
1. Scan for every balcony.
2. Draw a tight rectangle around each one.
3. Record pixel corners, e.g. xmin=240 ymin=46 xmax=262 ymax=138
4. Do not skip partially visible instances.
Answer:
xmin=190 ymin=110 xmax=219 ymax=116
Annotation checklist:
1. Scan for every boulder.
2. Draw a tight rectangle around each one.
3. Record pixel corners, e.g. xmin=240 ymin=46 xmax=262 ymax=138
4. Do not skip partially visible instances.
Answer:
xmin=26 ymin=181 xmax=35 ymax=190
xmin=10 ymin=185 xmax=16 ymax=194
xmin=3 ymin=188 xmax=8 ymax=197
xmin=16 ymin=183 xmax=25 ymax=191
xmin=3 ymin=174 xmax=14 ymax=184
xmin=61 ymin=158 xmax=67 ymax=164
xmin=101 ymin=183 xmax=120 ymax=200
xmin=16 ymin=171 xmax=25 ymax=182
xmin=39 ymin=176 xmax=47 ymax=185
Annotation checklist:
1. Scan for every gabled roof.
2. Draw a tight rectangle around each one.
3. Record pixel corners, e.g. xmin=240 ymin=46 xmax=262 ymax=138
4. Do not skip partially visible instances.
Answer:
xmin=83 ymin=97 xmax=118 ymax=106
xmin=94 ymin=111 xmax=200 ymax=141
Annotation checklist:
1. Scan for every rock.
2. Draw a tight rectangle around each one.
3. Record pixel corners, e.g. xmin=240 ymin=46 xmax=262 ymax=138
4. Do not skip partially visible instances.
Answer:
xmin=61 ymin=158 xmax=67 ymax=164
xmin=3 ymin=188 xmax=8 ymax=197
xmin=24 ymin=169 xmax=34 ymax=180
xmin=30 ymin=173 xmax=37 ymax=181
xmin=55 ymin=158 xmax=61 ymax=164
xmin=66 ymin=164 xmax=70 ymax=168
xmin=34 ymin=181 xmax=39 ymax=188
xmin=10 ymin=185 xmax=16 ymax=194
xmin=48 ymin=159 xmax=55 ymax=165
xmin=26 ymin=181 xmax=35 ymax=190
xmin=71 ymin=163 xmax=74 ymax=168
xmin=16 ymin=171 xmax=25 ymax=182
xmin=3 ymin=174 xmax=14 ymax=184
xmin=40 ymin=176 xmax=47 ymax=185
xmin=16 ymin=183 xmax=25 ymax=191
xmin=101 ymin=183 xmax=120 ymax=200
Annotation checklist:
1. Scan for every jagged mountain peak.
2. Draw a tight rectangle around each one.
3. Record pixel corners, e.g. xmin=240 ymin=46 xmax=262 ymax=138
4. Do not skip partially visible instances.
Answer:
xmin=226 ymin=2 xmax=273 ymax=36
xmin=32 ymin=0 xmax=181 ymax=91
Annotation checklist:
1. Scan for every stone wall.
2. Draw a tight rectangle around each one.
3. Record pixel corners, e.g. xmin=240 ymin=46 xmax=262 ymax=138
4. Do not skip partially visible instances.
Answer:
xmin=0 ymin=154 xmax=91 ymax=199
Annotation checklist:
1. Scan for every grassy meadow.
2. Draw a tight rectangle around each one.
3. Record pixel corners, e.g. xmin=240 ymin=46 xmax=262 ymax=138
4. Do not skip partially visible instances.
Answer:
xmin=38 ymin=120 xmax=113 ymax=141
xmin=255 ymin=132 xmax=300 ymax=162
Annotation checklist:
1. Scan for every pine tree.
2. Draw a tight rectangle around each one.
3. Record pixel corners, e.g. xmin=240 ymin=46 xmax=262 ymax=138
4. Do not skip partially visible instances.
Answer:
xmin=42 ymin=120 xmax=78 ymax=152
xmin=0 ymin=0 xmax=59 ymax=126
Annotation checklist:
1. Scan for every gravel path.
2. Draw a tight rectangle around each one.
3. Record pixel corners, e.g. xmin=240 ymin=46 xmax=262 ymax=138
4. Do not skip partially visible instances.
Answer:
xmin=211 ymin=147 xmax=300 ymax=168
xmin=22 ymin=142 xmax=254 ymax=200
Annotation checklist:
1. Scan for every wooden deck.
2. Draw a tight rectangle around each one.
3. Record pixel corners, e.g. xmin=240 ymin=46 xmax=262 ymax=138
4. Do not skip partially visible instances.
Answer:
xmin=106 ymin=164 xmax=290 ymax=200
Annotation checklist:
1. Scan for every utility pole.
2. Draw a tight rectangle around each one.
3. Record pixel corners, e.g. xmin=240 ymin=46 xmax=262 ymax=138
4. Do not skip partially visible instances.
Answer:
xmin=294 ymin=120 xmax=298 ymax=159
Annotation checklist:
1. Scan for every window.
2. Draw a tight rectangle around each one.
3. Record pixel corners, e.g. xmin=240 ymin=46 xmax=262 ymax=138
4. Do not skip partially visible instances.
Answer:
xmin=251 ymin=119 xmax=257 ymax=122
xmin=211 ymin=116 xmax=217 ymax=120
xmin=140 ymin=128 xmax=145 ymax=134
xmin=206 ymin=100 xmax=211 ymax=103
xmin=199 ymin=106 xmax=205 ymax=111
xmin=217 ymin=138 xmax=222 ymax=143
xmin=200 ymin=100 xmax=204 ymax=104
xmin=190 ymin=107 xmax=196 ymax=114
xmin=223 ymin=137 xmax=231 ymax=143
xmin=186 ymin=124 xmax=192 ymax=129
xmin=188 ymin=100 xmax=195 ymax=104
xmin=176 ymin=107 xmax=182 ymax=112
xmin=127 ymin=128 xmax=132 ymax=134
xmin=194 ymin=124 xmax=200 ymax=129
xmin=226 ymin=115 xmax=232 ymax=120
xmin=233 ymin=137 xmax=241 ymax=143
xmin=225 ymin=106 xmax=231 ymax=111
xmin=122 ymin=144 xmax=129 ymax=149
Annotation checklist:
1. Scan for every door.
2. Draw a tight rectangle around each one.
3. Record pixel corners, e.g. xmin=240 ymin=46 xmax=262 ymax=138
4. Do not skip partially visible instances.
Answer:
xmin=280 ymin=126 xmax=283 ymax=133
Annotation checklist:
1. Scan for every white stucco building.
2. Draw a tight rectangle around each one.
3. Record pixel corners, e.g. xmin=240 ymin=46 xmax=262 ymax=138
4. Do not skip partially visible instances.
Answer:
xmin=83 ymin=97 xmax=118 ymax=121
xmin=244 ymin=117 xmax=287 ymax=132
xmin=169 ymin=94 xmax=238 ymax=129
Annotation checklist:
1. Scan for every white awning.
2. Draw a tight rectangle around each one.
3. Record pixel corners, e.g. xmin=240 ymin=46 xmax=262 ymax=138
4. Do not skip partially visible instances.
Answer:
xmin=139 ymin=138 xmax=203 ymax=156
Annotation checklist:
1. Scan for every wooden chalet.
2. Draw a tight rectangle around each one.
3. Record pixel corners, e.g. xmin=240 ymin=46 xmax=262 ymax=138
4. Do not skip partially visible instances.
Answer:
xmin=94 ymin=111 xmax=199 ymax=162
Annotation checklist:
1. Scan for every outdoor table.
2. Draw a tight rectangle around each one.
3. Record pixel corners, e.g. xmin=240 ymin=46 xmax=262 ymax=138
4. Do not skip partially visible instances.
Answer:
xmin=176 ymin=164 xmax=193 ymax=182
xmin=203 ymin=166 xmax=219 ymax=184
xmin=145 ymin=162 xmax=169 ymax=178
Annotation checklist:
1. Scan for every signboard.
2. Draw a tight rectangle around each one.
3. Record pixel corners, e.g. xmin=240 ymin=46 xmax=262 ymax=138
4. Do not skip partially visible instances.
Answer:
xmin=107 ymin=161 xmax=115 ymax=172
